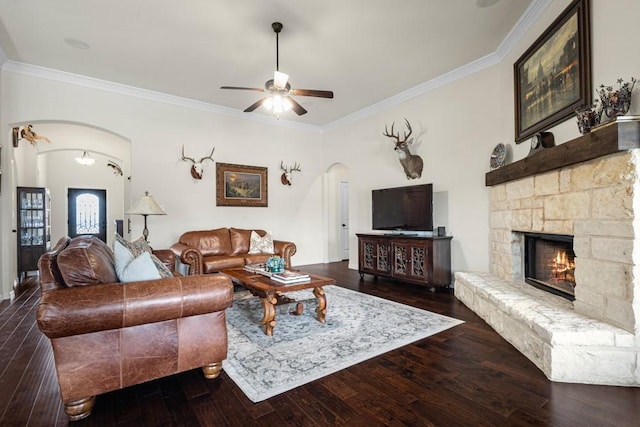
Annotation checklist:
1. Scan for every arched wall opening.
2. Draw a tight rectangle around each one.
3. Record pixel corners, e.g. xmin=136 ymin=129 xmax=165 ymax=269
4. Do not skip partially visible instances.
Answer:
xmin=2 ymin=120 xmax=131 ymax=299
xmin=324 ymin=162 xmax=349 ymax=264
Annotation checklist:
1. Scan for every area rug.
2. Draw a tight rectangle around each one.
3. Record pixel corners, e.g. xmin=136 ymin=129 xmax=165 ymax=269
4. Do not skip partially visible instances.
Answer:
xmin=223 ymin=285 xmax=463 ymax=402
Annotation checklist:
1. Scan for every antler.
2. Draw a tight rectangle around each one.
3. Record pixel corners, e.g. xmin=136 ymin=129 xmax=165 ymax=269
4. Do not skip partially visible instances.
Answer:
xmin=383 ymin=122 xmax=400 ymax=143
xmin=383 ymin=119 xmax=413 ymax=144
xmin=281 ymin=161 xmax=302 ymax=173
xmin=199 ymin=147 xmax=215 ymax=163
xmin=180 ymin=145 xmax=196 ymax=164
xmin=402 ymin=118 xmax=413 ymax=143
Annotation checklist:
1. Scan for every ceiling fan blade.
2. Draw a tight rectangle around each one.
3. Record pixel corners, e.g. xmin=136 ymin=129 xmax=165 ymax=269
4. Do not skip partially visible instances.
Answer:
xmin=244 ymin=97 xmax=268 ymax=112
xmin=221 ymin=86 xmax=265 ymax=92
xmin=290 ymin=89 xmax=334 ymax=98
xmin=274 ymin=71 xmax=289 ymax=89
xmin=286 ymin=97 xmax=308 ymax=115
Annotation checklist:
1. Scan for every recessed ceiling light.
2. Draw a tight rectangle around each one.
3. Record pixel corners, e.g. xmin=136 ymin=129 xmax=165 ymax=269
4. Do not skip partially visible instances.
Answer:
xmin=476 ymin=0 xmax=500 ymax=7
xmin=63 ymin=37 xmax=90 ymax=50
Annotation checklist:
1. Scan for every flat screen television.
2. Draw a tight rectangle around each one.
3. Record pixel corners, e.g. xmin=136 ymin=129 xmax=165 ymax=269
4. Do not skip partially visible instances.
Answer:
xmin=372 ymin=184 xmax=433 ymax=232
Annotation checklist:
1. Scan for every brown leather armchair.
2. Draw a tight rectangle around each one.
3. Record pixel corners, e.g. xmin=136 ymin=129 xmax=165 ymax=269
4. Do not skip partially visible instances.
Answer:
xmin=171 ymin=227 xmax=297 ymax=275
xmin=37 ymin=236 xmax=234 ymax=421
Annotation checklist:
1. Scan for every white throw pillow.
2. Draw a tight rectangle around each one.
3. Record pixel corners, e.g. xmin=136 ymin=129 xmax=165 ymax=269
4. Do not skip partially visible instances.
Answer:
xmin=118 ymin=251 xmax=162 ymax=282
xmin=114 ymin=239 xmax=135 ymax=280
xmin=248 ymin=230 xmax=274 ymax=254
xmin=113 ymin=237 xmax=171 ymax=282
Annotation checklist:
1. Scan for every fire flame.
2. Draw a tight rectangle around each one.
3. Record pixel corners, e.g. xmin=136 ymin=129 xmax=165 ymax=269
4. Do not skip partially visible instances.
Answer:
xmin=550 ymin=250 xmax=575 ymax=282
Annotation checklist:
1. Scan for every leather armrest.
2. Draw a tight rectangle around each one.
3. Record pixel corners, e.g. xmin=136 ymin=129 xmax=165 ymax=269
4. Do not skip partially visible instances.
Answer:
xmin=152 ymin=249 xmax=176 ymax=272
xmin=273 ymin=240 xmax=297 ymax=268
xmin=170 ymin=242 xmax=203 ymax=275
xmin=37 ymin=274 xmax=233 ymax=339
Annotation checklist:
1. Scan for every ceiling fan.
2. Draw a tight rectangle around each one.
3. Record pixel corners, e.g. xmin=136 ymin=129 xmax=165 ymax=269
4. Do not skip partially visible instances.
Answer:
xmin=220 ymin=22 xmax=334 ymax=116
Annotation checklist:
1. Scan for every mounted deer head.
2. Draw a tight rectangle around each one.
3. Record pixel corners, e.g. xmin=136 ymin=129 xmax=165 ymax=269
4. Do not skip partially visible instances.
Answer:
xmin=180 ymin=145 xmax=215 ymax=180
xmin=280 ymin=161 xmax=301 ymax=185
xmin=383 ymin=118 xmax=423 ymax=179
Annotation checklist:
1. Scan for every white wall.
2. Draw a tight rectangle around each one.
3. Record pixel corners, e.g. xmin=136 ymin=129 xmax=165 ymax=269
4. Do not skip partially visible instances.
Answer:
xmin=1 ymin=0 xmax=639 ymax=299
xmin=323 ymin=68 xmax=501 ymax=272
xmin=0 ymin=72 xmax=325 ymax=298
xmin=324 ymin=0 xmax=640 ymax=273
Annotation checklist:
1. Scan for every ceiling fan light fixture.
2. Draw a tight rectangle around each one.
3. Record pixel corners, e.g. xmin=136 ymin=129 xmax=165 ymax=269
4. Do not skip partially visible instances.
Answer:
xmin=221 ymin=21 xmax=332 ymax=117
xmin=274 ymin=71 xmax=289 ymax=89
xmin=264 ymin=95 xmax=292 ymax=115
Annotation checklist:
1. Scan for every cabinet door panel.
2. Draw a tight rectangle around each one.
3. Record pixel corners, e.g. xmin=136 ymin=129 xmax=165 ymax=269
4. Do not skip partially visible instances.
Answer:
xmin=376 ymin=242 xmax=391 ymax=274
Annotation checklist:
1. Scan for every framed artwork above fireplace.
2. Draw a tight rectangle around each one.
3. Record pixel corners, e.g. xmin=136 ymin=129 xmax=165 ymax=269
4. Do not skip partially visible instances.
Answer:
xmin=514 ymin=0 xmax=592 ymax=143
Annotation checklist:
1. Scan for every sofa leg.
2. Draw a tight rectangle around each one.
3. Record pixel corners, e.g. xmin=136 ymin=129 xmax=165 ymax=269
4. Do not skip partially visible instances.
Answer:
xmin=202 ymin=361 xmax=223 ymax=379
xmin=64 ymin=396 xmax=95 ymax=421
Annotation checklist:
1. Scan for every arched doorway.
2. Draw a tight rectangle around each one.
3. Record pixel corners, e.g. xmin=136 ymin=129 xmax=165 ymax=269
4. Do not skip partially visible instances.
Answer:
xmin=29 ymin=122 xmax=131 ymax=247
xmin=324 ymin=163 xmax=349 ymax=263
xmin=3 ymin=121 xmax=131 ymax=294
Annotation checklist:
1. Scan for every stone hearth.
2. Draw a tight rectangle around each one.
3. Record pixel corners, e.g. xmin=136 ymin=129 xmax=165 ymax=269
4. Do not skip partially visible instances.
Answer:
xmin=456 ymin=120 xmax=640 ymax=386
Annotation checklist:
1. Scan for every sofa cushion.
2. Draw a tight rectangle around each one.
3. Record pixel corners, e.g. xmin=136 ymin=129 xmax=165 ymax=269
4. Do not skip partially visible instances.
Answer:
xmin=230 ymin=228 xmax=266 ymax=255
xmin=244 ymin=253 xmax=273 ymax=265
xmin=56 ymin=236 xmax=118 ymax=287
xmin=181 ymin=228 xmax=231 ymax=256
xmin=248 ymin=230 xmax=274 ymax=254
xmin=202 ymin=255 xmax=245 ymax=273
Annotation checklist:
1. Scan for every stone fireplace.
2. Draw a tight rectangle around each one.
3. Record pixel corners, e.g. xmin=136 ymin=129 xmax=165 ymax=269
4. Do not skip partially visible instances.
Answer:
xmin=455 ymin=119 xmax=640 ymax=386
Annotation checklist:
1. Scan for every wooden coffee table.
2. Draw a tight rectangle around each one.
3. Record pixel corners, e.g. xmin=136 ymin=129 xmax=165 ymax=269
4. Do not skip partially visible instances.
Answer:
xmin=220 ymin=268 xmax=336 ymax=336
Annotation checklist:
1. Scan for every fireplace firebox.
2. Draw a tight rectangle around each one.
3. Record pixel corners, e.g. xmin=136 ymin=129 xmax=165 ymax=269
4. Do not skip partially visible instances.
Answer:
xmin=524 ymin=232 xmax=575 ymax=300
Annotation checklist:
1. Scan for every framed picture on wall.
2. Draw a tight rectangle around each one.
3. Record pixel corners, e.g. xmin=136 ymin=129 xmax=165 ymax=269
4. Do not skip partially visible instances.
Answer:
xmin=216 ymin=162 xmax=268 ymax=207
xmin=514 ymin=0 xmax=591 ymax=143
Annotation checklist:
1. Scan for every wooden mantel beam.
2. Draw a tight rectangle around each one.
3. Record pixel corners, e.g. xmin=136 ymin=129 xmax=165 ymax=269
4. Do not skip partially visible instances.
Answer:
xmin=486 ymin=117 xmax=640 ymax=186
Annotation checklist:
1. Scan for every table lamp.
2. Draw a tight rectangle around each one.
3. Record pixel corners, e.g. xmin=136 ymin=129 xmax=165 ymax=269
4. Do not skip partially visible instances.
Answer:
xmin=125 ymin=191 xmax=166 ymax=241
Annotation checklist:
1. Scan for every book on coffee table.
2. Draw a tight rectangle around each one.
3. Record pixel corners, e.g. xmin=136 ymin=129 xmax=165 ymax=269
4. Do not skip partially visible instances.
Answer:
xmin=244 ymin=263 xmax=271 ymax=276
xmin=272 ymin=270 xmax=310 ymax=280
xmin=270 ymin=270 xmax=311 ymax=284
xmin=271 ymin=276 xmax=311 ymax=285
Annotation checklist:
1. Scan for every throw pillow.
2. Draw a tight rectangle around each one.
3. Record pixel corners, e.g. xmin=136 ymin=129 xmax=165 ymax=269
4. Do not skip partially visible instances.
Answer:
xmin=150 ymin=253 xmax=173 ymax=278
xmin=248 ymin=230 xmax=274 ymax=254
xmin=117 ymin=250 xmax=162 ymax=282
xmin=113 ymin=235 xmax=172 ymax=281
xmin=115 ymin=234 xmax=151 ymax=257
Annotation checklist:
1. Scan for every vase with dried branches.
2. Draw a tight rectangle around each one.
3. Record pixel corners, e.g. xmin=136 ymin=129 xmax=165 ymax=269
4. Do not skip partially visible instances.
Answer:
xmin=597 ymin=77 xmax=636 ymax=119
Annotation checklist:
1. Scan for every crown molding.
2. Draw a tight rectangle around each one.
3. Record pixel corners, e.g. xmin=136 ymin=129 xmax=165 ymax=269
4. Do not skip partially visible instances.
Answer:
xmin=495 ymin=0 xmax=552 ymax=59
xmin=323 ymin=52 xmax=501 ymax=131
xmin=322 ymin=0 xmax=551 ymax=132
xmin=1 ymin=61 xmax=323 ymax=134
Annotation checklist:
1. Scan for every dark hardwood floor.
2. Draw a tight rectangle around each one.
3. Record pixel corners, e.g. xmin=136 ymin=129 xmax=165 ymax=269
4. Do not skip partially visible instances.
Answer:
xmin=1 ymin=262 xmax=639 ymax=426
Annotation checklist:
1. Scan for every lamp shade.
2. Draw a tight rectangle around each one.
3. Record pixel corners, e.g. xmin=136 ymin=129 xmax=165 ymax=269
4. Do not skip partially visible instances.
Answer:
xmin=126 ymin=191 xmax=166 ymax=216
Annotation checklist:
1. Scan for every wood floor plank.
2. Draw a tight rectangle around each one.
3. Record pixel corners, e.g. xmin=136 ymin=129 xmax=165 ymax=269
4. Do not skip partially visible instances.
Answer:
xmin=2 ymin=261 xmax=640 ymax=426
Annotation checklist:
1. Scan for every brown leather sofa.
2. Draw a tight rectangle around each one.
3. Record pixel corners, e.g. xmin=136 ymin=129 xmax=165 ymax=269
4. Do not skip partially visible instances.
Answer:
xmin=171 ymin=227 xmax=296 ymax=275
xmin=37 ymin=236 xmax=234 ymax=421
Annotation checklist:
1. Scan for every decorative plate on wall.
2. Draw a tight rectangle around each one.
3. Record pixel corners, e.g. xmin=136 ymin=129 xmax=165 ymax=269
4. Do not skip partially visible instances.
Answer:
xmin=490 ymin=143 xmax=507 ymax=170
